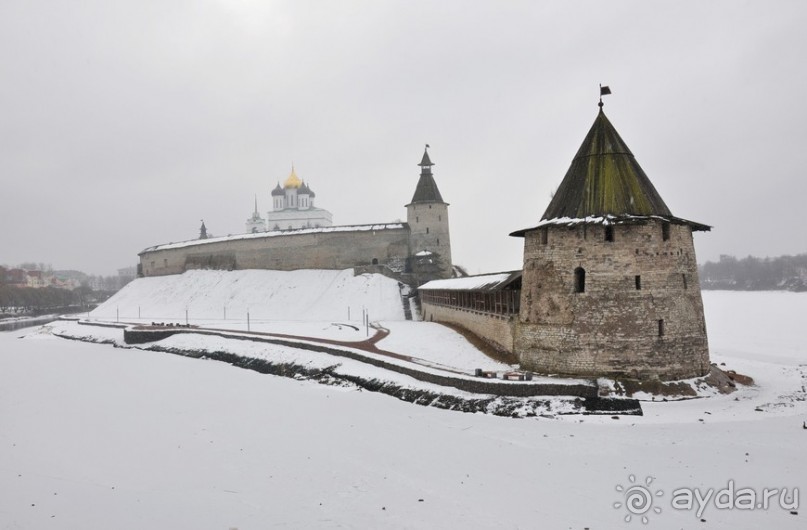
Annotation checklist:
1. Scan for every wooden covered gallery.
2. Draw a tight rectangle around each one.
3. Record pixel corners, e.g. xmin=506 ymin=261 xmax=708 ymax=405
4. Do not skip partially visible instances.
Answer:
xmin=419 ymin=271 xmax=522 ymax=316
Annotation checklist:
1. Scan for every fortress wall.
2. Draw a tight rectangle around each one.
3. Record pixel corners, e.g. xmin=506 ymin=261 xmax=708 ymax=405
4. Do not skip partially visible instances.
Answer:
xmin=516 ymin=221 xmax=709 ymax=379
xmin=140 ymin=227 xmax=411 ymax=277
xmin=421 ymin=301 xmax=516 ymax=355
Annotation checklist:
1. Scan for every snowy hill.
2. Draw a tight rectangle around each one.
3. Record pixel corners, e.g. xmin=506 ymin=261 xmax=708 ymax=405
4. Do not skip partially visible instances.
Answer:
xmin=90 ymin=269 xmax=407 ymax=323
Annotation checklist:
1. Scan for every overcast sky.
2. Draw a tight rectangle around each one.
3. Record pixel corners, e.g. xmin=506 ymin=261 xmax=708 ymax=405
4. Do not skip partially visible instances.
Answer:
xmin=2 ymin=0 xmax=806 ymax=276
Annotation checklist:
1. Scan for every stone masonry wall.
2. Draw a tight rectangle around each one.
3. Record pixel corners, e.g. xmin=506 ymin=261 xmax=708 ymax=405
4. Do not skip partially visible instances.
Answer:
xmin=140 ymin=227 xmax=411 ymax=277
xmin=515 ymin=220 xmax=710 ymax=379
xmin=421 ymin=301 xmax=516 ymax=355
xmin=407 ymin=202 xmax=452 ymax=277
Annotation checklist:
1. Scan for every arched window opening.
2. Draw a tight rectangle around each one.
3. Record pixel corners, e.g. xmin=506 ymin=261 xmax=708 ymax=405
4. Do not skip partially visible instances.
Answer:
xmin=574 ymin=267 xmax=586 ymax=293
xmin=371 ymin=258 xmax=379 ymax=265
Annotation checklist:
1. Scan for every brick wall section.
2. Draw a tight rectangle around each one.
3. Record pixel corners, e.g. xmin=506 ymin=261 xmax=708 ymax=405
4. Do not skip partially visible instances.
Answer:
xmin=421 ymin=302 xmax=516 ymax=354
xmin=140 ymin=227 xmax=411 ymax=277
xmin=516 ymin=220 xmax=710 ymax=379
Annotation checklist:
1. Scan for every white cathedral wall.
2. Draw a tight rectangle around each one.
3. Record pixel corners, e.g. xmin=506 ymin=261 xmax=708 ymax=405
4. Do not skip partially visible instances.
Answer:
xmin=265 ymin=208 xmax=333 ymax=231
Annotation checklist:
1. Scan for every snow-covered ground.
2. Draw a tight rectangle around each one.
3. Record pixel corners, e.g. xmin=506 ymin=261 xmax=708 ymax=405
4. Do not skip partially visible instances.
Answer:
xmin=82 ymin=269 xmax=511 ymax=373
xmin=90 ymin=269 xmax=406 ymax=323
xmin=1 ymin=291 xmax=806 ymax=529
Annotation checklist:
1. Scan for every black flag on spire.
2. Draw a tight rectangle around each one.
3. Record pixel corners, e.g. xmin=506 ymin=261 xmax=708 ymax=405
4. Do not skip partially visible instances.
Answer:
xmin=598 ymin=84 xmax=612 ymax=107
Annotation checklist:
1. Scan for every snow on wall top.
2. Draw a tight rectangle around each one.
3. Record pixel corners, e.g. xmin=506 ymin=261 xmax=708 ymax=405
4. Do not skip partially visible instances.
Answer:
xmin=509 ymin=214 xmax=710 ymax=237
xmin=140 ymin=223 xmax=408 ymax=254
xmin=419 ymin=272 xmax=519 ymax=291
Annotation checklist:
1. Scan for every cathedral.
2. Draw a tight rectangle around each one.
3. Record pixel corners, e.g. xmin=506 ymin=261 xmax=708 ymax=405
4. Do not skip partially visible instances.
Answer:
xmin=245 ymin=166 xmax=333 ymax=233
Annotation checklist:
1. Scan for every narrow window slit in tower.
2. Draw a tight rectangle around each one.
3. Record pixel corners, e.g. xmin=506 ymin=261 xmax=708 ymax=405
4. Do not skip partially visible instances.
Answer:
xmin=541 ymin=228 xmax=548 ymax=245
xmin=682 ymin=274 xmax=688 ymax=289
xmin=574 ymin=267 xmax=586 ymax=293
xmin=605 ymin=225 xmax=614 ymax=242
xmin=658 ymin=319 xmax=665 ymax=337
xmin=635 ymin=275 xmax=641 ymax=290
xmin=662 ymin=221 xmax=670 ymax=241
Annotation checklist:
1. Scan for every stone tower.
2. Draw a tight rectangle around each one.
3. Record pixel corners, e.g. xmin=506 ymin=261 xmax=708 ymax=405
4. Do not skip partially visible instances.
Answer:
xmin=511 ymin=106 xmax=711 ymax=380
xmin=406 ymin=146 xmax=452 ymax=279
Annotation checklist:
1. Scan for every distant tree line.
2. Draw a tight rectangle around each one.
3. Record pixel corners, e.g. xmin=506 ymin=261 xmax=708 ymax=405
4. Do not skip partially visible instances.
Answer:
xmin=0 ymin=285 xmax=83 ymax=315
xmin=699 ymin=254 xmax=807 ymax=291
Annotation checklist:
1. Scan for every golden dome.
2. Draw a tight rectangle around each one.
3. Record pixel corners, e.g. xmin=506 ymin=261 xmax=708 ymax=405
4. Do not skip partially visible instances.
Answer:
xmin=283 ymin=165 xmax=302 ymax=188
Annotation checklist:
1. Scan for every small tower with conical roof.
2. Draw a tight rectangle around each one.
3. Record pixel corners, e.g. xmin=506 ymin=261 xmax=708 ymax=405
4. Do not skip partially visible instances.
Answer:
xmin=511 ymin=102 xmax=710 ymax=380
xmin=406 ymin=145 xmax=452 ymax=279
xmin=199 ymin=220 xmax=209 ymax=240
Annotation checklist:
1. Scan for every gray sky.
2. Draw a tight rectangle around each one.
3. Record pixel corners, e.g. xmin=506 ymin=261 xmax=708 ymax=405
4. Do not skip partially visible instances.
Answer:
xmin=2 ymin=0 xmax=806 ymax=276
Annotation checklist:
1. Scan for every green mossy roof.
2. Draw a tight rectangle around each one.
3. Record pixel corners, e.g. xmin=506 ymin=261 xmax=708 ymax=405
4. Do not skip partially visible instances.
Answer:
xmin=541 ymin=109 xmax=673 ymax=220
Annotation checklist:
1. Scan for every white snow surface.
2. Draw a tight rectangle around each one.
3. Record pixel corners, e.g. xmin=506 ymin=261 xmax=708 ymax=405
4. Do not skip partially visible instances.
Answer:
xmin=91 ymin=268 xmax=406 ymax=323
xmin=84 ymin=269 xmax=514 ymax=372
xmin=420 ymin=272 xmax=513 ymax=291
xmin=377 ymin=321 xmax=512 ymax=372
xmin=1 ymin=291 xmax=806 ymax=528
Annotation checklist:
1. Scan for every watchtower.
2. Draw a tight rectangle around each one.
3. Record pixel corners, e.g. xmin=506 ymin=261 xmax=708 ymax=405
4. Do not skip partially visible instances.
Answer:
xmin=511 ymin=106 xmax=711 ymax=379
xmin=406 ymin=146 xmax=453 ymax=279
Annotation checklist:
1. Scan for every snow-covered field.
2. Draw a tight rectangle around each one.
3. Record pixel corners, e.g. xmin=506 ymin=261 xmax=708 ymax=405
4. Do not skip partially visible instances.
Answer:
xmin=1 ymin=290 xmax=806 ymax=529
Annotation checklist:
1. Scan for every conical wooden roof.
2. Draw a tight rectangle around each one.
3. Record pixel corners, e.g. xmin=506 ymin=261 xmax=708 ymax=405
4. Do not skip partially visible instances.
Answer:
xmin=408 ymin=147 xmax=445 ymax=204
xmin=542 ymin=109 xmax=672 ymax=220
xmin=511 ymin=108 xmax=709 ymax=236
